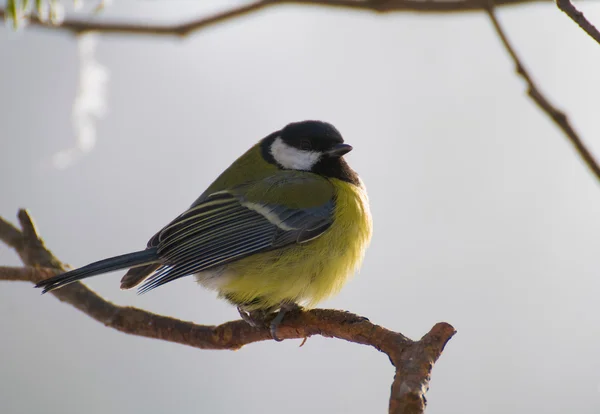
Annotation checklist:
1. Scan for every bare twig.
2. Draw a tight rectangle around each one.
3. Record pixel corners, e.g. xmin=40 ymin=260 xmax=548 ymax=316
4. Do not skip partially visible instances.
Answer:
xmin=0 ymin=210 xmax=455 ymax=414
xmin=557 ymin=0 xmax=600 ymax=45
xmin=485 ymin=0 xmax=600 ymax=182
xmin=1 ymin=0 xmax=560 ymax=37
xmin=0 ymin=214 xmax=24 ymax=250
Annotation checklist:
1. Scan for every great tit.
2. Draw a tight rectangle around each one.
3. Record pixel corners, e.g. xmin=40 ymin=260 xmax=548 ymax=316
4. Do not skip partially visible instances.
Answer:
xmin=36 ymin=120 xmax=373 ymax=338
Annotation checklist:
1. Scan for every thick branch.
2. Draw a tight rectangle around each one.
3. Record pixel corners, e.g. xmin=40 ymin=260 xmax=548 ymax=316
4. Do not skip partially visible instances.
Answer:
xmin=1 ymin=0 xmax=561 ymax=37
xmin=557 ymin=0 xmax=600 ymax=46
xmin=1 ymin=263 xmax=451 ymax=353
xmin=485 ymin=0 xmax=600 ymax=183
xmin=0 ymin=210 xmax=455 ymax=414
xmin=0 ymin=266 xmax=58 ymax=281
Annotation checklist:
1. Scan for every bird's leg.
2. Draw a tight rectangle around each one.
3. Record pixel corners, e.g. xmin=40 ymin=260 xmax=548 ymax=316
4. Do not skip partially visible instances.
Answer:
xmin=270 ymin=302 xmax=302 ymax=342
xmin=238 ymin=306 xmax=273 ymax=328
xmin=238 ymin=303 xmax=302 ymax=341
xmin=237 ymin=306 xmax=261 ymax=328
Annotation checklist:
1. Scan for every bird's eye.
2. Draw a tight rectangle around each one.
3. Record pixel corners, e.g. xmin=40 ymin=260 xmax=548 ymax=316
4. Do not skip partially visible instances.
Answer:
xmin=300 ymin=139 xmax=312 ymax=151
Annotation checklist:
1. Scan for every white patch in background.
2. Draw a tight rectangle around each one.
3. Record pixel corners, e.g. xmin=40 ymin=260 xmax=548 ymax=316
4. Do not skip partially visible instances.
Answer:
xmin=52 ymin=33 xmax=108 ymax=169
xmin=270 ymin=137 xmax=321 ymax=171
xmin=48 ymin=1 xmax=66 ymax=25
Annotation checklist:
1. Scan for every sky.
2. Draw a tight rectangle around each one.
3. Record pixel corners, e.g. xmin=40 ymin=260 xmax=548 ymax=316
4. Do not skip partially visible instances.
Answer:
xmin=2 ymin=1 xmax=600 ymax=413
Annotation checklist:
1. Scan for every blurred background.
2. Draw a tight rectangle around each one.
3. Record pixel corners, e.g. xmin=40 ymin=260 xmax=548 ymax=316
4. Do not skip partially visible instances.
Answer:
xmin=2 ymin=1 xmax=600 ymax=413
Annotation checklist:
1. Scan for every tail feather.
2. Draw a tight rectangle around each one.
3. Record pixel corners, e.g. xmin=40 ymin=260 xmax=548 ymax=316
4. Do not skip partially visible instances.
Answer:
xmin=120 ymin=263 xmax=161 ymax=290
xmin=35 ymin=249 xmax=160 ymax=293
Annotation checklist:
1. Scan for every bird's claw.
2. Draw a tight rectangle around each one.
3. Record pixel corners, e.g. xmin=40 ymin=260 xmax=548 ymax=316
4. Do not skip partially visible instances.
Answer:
xmin=269 ymin=303 xmax=302 ymax=342
xmin=237 ymin=307 xmax=261 ymax=328
xmin=270 ymin=310 xmax=286 ymax=342
xmin=238 ymin=303 xmax=302 ymax=342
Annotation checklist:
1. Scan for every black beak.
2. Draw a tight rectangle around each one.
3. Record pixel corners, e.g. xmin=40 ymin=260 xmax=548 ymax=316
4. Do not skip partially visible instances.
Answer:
xmin=325 ymin=143 xmax=353 ymax=157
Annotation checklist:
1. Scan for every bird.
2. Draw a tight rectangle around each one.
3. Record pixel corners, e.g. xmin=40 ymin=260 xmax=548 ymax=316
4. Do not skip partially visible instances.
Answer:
xmin=35 ymin=120 xmax=373 ymax=340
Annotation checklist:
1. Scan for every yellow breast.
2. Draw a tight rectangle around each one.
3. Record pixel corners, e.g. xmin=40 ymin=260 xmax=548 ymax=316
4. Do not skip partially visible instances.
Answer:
xmin=212 ymin=178 xmax=372 ymax=311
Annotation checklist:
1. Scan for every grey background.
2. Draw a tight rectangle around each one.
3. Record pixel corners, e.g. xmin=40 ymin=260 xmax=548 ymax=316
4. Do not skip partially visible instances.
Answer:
xmin=2 ymin=1 xmax=600 ymax=413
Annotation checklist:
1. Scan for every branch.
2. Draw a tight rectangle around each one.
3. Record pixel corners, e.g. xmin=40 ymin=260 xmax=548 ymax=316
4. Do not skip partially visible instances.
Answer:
xmin=485 ymin=0 xmax=600 ymax=183
xmin=557 ymin=0 xmax=600 ymax=46
xmin=0 ymin=210 xmax=455 ymax=414
xmin=0 ymin=266 xmax=58 ymax=282
xmin=0 ymin=0 xmax=562 ymax=37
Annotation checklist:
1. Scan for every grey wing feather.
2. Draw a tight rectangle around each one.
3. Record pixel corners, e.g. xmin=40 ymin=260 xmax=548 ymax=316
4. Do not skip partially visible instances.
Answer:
xmin=137 ymin=191 xmax=334 ymax=294
xmin=267 ymin=204 xmax=333 ymax=245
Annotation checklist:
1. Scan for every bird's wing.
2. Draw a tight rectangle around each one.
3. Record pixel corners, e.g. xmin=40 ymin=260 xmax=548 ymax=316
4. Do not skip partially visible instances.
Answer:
xmin=137 ymin=172 xmax=335 ymax=293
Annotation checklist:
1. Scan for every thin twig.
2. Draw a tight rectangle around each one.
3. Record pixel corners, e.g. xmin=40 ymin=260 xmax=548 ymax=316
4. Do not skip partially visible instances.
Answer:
xmin=485 ymin=0 xmax=600 ymax=182
xmin=1 ymin=0 xmax=558 ymax=37
xmin=557 ymin=0 xmax=600 ymax=45
xmin=0 ymin=215 xmax=23 ymax=250
xmin=0 ymin=210 xmax=455 ymax=414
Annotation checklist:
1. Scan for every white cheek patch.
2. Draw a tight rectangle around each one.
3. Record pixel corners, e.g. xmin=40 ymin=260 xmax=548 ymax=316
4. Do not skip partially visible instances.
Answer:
xmin=270 ymin=137 xmax=321 ymax=171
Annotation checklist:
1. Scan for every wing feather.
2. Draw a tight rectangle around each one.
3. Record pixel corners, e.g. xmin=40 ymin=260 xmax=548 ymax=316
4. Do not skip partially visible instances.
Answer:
xmin=137 ymin=173 xmax=335 ymax=294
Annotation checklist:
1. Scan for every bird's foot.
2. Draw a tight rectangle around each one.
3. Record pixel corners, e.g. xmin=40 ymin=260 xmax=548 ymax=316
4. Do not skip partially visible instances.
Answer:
xmin=270 ymin=303 xmax=302 ymax=342
xmin=237 ymin=307 xmax=262 ymax=328
xmin=237 ymin=303 xmax=302 ymax=342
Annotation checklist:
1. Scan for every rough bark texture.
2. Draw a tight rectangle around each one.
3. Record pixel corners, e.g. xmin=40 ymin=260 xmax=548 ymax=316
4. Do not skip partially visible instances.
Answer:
xmin=0 ymin=210 xmax=455 ymax=414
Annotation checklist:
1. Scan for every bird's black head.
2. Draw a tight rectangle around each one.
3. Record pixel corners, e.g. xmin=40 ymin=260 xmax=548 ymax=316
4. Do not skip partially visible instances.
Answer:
xmin=261 ymin=120 xmax=360 ymax=185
